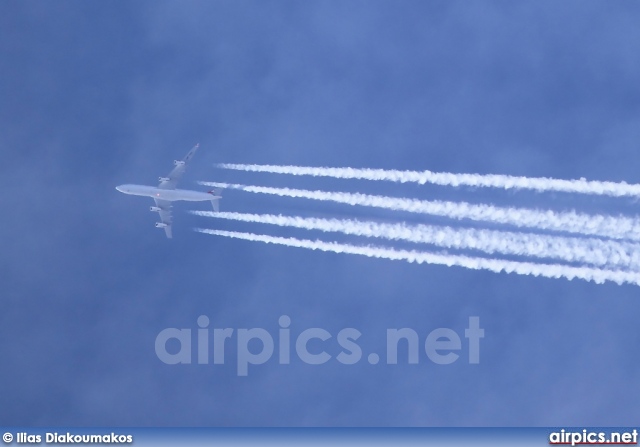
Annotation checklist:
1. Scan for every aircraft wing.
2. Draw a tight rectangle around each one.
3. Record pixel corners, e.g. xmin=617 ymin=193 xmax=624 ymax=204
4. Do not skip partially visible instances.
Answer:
xmin=158 ymin=143 xmax=200 ymax=190
xmin=154 ymin=198 xmax=173 ymax=239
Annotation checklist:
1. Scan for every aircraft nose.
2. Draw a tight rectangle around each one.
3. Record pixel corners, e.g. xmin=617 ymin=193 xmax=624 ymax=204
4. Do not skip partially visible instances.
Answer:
xmin=116 ymin=185 xmax=123 ymax=192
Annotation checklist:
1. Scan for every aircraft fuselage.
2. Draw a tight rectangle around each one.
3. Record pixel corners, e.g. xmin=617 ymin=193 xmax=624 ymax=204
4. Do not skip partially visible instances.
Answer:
xmin=116 ymin=184 xmax=216 ymax=202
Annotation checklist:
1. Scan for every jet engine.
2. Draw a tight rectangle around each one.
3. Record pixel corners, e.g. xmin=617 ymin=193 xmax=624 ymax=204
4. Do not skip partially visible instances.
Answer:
xmin=155 ymin=222 xmax=168 ymax=228
xmin=158 ymin=177 xmax=170 ymax=182
xmin=173 ymin=160 xmax=185 ymax=166
xmin=150 ymin=206 xmax=162 ymax=212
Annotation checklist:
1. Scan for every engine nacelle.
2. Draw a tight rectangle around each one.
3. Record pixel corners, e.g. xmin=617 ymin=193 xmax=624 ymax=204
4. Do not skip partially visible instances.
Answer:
xmin=158 ymin=177 xmax=170 ymax=182
xmin=150 ymin=206 xmax=162 ymax=212
xmin=173 ymin=160 xmax=185 ymax=167
xmin=155 ymin=222 xmax=168 ymax=228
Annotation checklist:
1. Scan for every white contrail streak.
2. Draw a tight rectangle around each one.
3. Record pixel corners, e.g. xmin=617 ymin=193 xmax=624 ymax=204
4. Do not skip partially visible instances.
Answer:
xmin=216 ymin=163 xmax=640 ymax=198
xmin=192 ymin=211 xmax=640 ymax=270
xmin=199 ymin=181 xmax=640 ymax=241
xmin=195 ymin=228 xmax=640 ymax=286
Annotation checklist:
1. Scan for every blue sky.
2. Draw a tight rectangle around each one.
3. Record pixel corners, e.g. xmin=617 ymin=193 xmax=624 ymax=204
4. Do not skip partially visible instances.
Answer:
xmin=2 ymin=1 xmax=640 ymax=426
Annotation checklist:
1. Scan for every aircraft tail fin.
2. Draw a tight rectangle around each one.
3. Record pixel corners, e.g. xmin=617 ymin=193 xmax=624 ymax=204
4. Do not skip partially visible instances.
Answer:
xmin=208 ymin=188 xmax=222 ymax=212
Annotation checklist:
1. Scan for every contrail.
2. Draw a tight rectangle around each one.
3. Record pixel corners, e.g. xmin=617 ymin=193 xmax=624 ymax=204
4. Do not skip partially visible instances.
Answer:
xmin=215 ymin=163 xmax=640 ymax=198
xmin=195 ymin=228 xmax=640 ymax=286
xmin=199 ymin=181 xmax=640 ymax=241
xmin=192 ymin=211 xmax=640 ymax=270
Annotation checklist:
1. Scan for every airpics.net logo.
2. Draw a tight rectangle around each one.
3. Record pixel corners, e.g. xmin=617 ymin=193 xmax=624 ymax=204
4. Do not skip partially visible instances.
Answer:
xmin=154 ymin=316 xmax=484 ymax=376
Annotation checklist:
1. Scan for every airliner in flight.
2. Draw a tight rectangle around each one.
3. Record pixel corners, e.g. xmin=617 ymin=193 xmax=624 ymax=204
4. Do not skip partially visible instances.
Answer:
xmin=116 ymin=143 xmax=221 ymax=238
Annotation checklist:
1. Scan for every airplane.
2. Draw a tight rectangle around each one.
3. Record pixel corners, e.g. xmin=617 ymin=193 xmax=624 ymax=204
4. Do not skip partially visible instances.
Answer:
xmin=116 ymin=143 xmax=221 ymax=238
